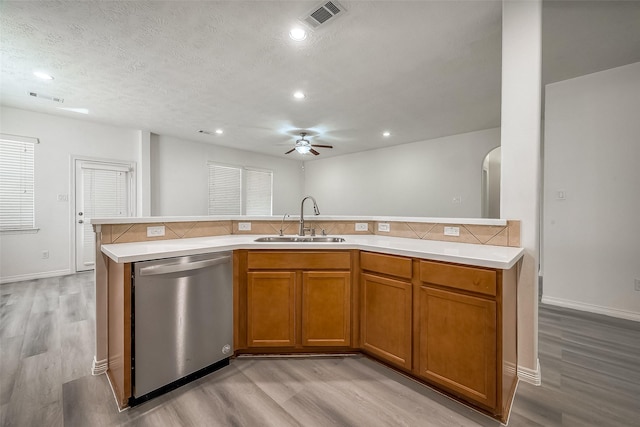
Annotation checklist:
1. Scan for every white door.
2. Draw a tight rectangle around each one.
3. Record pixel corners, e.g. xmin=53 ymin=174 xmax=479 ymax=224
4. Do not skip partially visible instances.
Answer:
xmin=75 ymin=160 xmax=134 ymax=272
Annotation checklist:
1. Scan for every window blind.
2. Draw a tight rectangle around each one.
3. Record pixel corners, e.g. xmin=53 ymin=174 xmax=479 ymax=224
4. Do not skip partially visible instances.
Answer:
xmin=246 ymin=168 xmax=273 ymax=215
xmin=207 ymin=163 xmax=273 ymax=215
xmin=80 ymin=167 xmax=129 ymax=266
xmin=0 ymin=134 xmax=37 ymax=231
xmin=208 ymin=164 xmax=242 ymax=215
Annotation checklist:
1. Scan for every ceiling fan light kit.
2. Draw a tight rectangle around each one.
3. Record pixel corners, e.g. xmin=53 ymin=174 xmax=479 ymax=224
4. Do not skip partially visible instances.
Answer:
xmin=285 ymin=132 xmax=333 ymax=156
xmin=295 ymin=145 xmax=311 ymax=154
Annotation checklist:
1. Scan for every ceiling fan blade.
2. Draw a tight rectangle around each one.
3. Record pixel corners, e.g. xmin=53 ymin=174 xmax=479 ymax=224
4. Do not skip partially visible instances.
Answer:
xmin=310 ymin=148 xmax=320 ymax=156
xmin=285 ymin=148 xmax=296 ymax=154
xmin=311 ymin=144 xmax=333 ymax=149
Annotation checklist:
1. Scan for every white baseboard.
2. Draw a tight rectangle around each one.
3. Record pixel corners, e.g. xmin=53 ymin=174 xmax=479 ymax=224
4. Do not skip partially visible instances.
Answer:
xmin=517 ymin=359 xmax=541 ymax=386
xmin=542 ymin=295 xmax=640 ymax=322
xmin=92 ymin=356 xmax=108 ymax=376
xmin=0 ymin=269 xmax=72 ymax=284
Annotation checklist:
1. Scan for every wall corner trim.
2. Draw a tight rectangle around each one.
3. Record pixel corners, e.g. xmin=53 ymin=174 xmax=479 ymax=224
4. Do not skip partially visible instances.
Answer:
xmin=517 ymin=359 xmax=541 ymax=386
xmin=92 ymin=356 xmax=108 ymax=376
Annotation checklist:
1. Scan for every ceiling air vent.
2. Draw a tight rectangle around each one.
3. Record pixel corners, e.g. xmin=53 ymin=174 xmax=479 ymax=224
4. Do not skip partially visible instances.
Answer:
xmin=28 ymin=91 xmax=64 ymax=103
xmin=302 ymin=1 xmax=347 ymax=29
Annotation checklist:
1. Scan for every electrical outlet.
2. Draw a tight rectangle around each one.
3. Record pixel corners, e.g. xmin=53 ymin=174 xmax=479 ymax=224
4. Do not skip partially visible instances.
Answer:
xmin=444 ymin=226 xmax=460 ymax=237
xmin=42 ymin=250 xmax=49 ymax=259
xmin=355 ymin=223 xmax=368 ymax=232
xmin=238 ymin=222 xmax=251 ymax=231
xmin=57 ymin=194 xmax=68 ymax=202
xmin=452 ymin=196 xmax=462 ymax=204
xmin=378 ymin=223 xmax=390 ymax=232
xmin=635 ymin=279 xmax=640 ymax=292
xmin=146 ymin=226 xmax=165 ymax=237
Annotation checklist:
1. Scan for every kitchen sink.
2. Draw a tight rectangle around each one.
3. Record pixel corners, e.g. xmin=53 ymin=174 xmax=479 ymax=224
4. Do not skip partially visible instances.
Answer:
xmin=254 ymin=236 xmax=346 ymax=243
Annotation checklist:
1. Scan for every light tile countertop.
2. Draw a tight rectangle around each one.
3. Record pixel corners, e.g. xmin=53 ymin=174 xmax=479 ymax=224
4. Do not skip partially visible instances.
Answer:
xmin=101 ymin=234 xmax=524 ymax=269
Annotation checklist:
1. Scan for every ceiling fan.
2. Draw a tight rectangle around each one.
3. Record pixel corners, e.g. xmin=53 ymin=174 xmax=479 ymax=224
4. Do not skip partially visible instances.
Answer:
xmin=285 ymin=132 xmax=333 ymax=155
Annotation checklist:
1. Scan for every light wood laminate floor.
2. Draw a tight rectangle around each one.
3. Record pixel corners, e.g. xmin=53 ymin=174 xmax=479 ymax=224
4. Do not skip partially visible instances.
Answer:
xmin=1 ymin=273 xmax=638 ymax=426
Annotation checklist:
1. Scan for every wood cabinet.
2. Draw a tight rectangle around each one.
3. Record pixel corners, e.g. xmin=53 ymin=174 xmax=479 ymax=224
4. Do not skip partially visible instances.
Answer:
xmin=301 ymin=271 xmax=351 ymax=347
xmin=415 ymin=260 xmax=518 ymax=419
xmin=106 ymin=259 xmax=131 ymax=408
xmin=360 ymin=252 xmax=413 ymax=370
xmin=247 ymin=271 xmax=296 ymax=347
xmin=416 ymin=286 xmax=497 ymax=408
xmin=105 ymin=246 xmax=518 ymax=421
xmin=239 ymin=250 xmax=353 ymax=350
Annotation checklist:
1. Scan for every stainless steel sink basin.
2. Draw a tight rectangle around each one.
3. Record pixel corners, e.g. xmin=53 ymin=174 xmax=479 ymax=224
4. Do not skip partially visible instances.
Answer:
xmin=254 ymin=236 xmax=346 ymax=243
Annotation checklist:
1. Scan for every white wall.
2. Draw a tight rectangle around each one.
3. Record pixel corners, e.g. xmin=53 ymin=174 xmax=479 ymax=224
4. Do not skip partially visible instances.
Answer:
xmin=500 ymin=0 xmax=542 ymax=382
xmin=0 ymin=107 xmax=139 ymax=282
xmin=150 ymin=134 xmax=303 ymax=216
xmin=543 ymin=61 xmax=640 ymax=321
xmin=303 ymin=128 xmax=500 ymax=217
xmin=0 ymin=107 xmax=304 ymax=283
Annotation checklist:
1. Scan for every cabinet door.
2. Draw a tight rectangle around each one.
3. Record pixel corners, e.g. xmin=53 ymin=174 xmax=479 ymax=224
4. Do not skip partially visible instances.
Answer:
xmin=301 ymin=271 xmax=351 ymax=347
xmin=416 ymin=286 xmax=497 ymax=409
xmin=361 ymin=273 xmax=412 ymax=369
xmin=247 ymin=271 xmax=296 ymax=347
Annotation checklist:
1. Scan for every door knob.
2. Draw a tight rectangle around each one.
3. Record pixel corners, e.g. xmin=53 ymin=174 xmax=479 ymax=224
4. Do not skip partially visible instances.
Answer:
xmin=78 ymin=220 xmax=84 ymax=224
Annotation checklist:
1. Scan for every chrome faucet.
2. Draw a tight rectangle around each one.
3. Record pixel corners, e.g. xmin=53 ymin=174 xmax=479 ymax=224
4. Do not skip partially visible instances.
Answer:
xmin=279 ymin=213 xmax=290 ymax=236
xmin=299 ymin=195 xmax=320 ymax=236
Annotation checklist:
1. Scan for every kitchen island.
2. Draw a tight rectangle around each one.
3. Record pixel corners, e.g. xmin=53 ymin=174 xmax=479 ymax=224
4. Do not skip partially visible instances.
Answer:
xmin=93 ymin=216 xmax=523 ymax=423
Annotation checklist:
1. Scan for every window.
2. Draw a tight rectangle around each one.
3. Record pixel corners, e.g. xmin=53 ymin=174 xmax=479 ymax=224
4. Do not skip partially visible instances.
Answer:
xmin=208 ymin=164 xmax=242 ymax=215
xmin=245 ymin=169 xmax=273 ymax=215
xmin=0 ymin=134 xmax=38 ymax=231
xmin=208 ymin=163 xmax=272 ymax=215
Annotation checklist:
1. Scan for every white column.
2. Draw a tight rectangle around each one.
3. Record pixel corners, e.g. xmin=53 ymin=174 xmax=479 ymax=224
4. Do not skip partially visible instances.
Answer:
xmin=501 ymin=0 xmax=542 ymax=384
xmin=137 ymin=130 xmax=151 ymax=216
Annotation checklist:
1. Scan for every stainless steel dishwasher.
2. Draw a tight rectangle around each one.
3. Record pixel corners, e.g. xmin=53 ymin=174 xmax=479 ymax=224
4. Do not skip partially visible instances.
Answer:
xmin=130 ymin=252 xmax=233 ymax=405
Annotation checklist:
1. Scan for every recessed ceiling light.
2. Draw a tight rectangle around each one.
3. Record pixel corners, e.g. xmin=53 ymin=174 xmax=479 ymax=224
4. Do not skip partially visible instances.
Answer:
xmin=57 ymin=107 xmax=89 ymax=114
xmin=215 ymin=129 xmax=223 ymax=134
xmin=293 ymin=91 xmax=305 ymax=99
xmin=289 ymin=28 xmax=307 ymax=41
xmin=383 ymin=131 xmax=391 ymax=137
xmin=33 ymin=71 xmax=54 ymax=80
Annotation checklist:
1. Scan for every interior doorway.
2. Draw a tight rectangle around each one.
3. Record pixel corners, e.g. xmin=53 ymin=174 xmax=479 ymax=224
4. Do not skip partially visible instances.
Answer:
xmin=481 ymin=147 xmax=501 ymax=219
xmin=74 ymin=159 xmax=135 ymax=272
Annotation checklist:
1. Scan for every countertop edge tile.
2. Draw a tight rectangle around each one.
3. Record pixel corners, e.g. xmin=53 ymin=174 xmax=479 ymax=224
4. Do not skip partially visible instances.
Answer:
xmin=101 ymin=235 xmax=524 ymax=270
xmin=91 ymin=216 xmax=508 ymax=227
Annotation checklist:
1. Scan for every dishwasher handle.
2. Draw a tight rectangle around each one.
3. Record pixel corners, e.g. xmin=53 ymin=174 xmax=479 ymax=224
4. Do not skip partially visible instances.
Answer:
xmin=138 ymin=256 xmax=231 ymax=276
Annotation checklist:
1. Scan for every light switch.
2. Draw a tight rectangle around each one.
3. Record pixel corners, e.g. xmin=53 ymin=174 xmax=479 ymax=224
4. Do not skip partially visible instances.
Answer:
xmin=556 ymin=190 xmax=566 ymax=200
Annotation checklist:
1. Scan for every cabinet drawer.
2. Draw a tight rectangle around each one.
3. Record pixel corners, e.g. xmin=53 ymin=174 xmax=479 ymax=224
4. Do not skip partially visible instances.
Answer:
xmin=247 ymin=251 xmax=350 ymax=270
xmin=419 ymin=260 xmax=496 ymax=296
xmin=360 ymin=252 xmax=412 ymax=279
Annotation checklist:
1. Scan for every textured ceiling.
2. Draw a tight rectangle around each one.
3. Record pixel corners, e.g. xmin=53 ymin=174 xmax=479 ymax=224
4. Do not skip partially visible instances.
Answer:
xmin=1 ymin=1 xmax=639 ymax=160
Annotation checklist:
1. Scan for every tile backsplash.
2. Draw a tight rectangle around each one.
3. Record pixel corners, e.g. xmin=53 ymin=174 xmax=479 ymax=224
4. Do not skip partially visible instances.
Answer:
xmin=98 ymin=219 xmax=520 ymax=247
